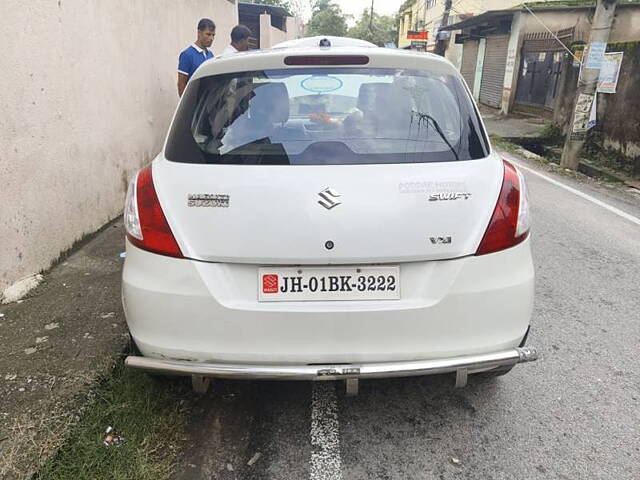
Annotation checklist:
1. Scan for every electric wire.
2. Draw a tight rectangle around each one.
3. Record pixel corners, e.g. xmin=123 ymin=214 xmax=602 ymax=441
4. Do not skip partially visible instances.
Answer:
xmin=521 ymin=2 xmax=583 ymax=64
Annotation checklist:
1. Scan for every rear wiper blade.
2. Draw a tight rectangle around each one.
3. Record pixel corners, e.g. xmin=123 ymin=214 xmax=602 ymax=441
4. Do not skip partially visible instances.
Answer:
xmin=411 ymin=111 xmax=459 ymax=161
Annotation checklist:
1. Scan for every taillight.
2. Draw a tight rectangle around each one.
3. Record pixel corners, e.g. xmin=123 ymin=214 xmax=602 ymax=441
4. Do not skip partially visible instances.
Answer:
xmin=124 ymin=166 xmax=183 ymax=258
xmin=475 ymin=160 xmax=530 ymax=256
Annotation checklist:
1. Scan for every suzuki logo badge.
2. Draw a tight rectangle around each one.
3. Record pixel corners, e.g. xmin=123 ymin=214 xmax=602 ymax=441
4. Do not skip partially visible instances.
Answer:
xmin=318 ymin=187 xmax=342 ymax=210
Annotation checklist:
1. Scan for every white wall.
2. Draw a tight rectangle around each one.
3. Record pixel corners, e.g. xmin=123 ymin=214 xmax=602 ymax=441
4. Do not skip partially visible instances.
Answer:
xmin=501 ymin=11 xmax=524 ymax=114
xmin=0 ymin=0 xmax=237 ymax=297
xmin=259 ymin=13 xmax=300 ymax=48
xmin=286 ymin=16 xmax=302 ymax=40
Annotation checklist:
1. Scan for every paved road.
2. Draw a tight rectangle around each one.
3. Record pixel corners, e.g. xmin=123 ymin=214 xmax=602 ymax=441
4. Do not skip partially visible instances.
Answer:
xmin=173 ymin=153 xmax=640 ymax=480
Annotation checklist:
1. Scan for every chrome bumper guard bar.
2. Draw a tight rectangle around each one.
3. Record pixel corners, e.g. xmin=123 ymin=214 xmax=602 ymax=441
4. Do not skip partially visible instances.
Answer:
xmin=125 ymin=347 xmax=538 ymax=382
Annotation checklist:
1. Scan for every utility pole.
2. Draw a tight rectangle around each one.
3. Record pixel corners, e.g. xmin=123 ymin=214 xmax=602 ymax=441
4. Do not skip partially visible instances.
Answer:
xmin=369 ymin=0 xmax=374 ymax=32
xmin=434 ymin=0 xmax=452 ymax=56
xmin=423 ymin=0 xmax=428 ymax=27
xmin=560 ymin=0 xmax=618 ymax=170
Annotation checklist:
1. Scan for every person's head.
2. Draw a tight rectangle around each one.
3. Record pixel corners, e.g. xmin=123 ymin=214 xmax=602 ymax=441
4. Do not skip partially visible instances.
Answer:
xmin=196 ymin=18 xmax=216 ymax=49
xmin=230 ymin=24 xmax=252 ymax=51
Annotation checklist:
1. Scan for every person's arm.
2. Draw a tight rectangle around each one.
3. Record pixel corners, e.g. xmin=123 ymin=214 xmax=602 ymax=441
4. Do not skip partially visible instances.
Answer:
xmin=177 ymin=51 xmax=191 ymax=97
xmin=177 ymin=73 xmax=188 ymax=97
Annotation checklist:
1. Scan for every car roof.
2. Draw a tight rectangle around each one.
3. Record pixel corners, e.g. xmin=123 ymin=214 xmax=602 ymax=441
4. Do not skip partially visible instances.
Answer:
xmin=193 ymin=37 xmax=457 ymax=81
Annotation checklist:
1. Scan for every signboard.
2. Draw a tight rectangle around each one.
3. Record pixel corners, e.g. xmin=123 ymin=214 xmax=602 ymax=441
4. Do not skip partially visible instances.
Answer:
xmin=407 ymin=30 xmax=428 ymax=40
xmin=587 ymin=92 xmax=597 ymax=130
xmin=597 ymin=51 xmax=623 ymax=94
xmin=572 ymin=48 xmax=584 ymax=67
xmin=572 ymin=93 xmax=595 ymax=133
xmin=584 ymin=41 xmax=607 ymax=69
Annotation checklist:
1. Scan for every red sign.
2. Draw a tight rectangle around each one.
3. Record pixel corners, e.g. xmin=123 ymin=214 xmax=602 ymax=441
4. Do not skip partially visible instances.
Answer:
xmin=262 ymin=274 xmax=279 ymax=294
xmin=407 ymin=30 xmax=428 ymax=40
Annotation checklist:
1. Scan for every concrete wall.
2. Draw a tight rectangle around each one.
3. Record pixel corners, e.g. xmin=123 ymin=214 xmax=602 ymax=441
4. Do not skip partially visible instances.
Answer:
xmin=259 ymin=13 xmax=300 ymax=49
xmin=599 ymin=44 xmax=640 ymax=162
xmin=0 ymin=0 xmax=237 ymax=298
xmin=501 ymin=11 xmax=524 ymax=114
xmin=286 ymin=16 xmax=302 ymax=41
xmin=445 ymin=42 xmax=464 ymax=70
xmin=521 ymin=10 xmax=591 ymax=37
xmin=609 ymin=7 xmax=640 ymax=42
xmin=521 ymin=7 xmax=640 ymax=43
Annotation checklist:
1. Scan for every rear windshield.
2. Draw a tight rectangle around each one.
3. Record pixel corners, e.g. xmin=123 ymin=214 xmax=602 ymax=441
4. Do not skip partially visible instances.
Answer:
xmin=165 ymin=67 xmax=489 ymax=165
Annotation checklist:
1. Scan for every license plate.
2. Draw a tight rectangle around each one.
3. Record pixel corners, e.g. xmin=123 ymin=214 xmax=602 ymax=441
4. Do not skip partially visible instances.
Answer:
xmin=258 ymin=266 xmax=400 ymax=302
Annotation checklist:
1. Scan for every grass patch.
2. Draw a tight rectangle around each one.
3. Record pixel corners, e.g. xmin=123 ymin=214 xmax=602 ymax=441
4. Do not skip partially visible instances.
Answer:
xmin=539 ymin=123 xmax=564 ymax=144
xmin=35 ymin=362 xmax=190 ymax=480
xmin=584 ymin=140 xmax=640 ymax=179
xmin=489 ymin=135 xmax=521 ymax=153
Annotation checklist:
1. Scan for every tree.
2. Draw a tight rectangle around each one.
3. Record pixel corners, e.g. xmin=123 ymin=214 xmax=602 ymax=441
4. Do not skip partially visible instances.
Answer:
xmin=347 ymin=9 xmax=398 ymax=46
xmin=288 ymin=0 xmax=311 ymax=20
xmin=305 ymin=0 xmax=348 ymax=37
xmin=248 ymin=0 xmax=292 ymax=10
xmin=247 ymin=0 xmax=310 ymax=21
xmin=311 ymin=0 xmax=337 ymax=13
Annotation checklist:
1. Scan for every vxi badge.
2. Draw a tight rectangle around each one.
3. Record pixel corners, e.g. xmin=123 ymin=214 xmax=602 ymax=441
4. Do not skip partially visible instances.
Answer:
xmin=430 ymin=236 xmax=452 ymax=245
xmin=428 ymin=192 xmax=472 ymax=201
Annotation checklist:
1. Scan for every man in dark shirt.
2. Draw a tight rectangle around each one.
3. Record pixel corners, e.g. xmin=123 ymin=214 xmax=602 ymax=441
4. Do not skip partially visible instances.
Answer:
xmin=177 ymin=18 xmax=215 ymax=97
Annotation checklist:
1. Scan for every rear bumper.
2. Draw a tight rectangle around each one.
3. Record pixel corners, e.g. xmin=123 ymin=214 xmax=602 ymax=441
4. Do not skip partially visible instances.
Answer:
xmin=122 ymin=238 xmax=534 ymax=364
xmin=125 ymin=346 xmax=538 ymax=380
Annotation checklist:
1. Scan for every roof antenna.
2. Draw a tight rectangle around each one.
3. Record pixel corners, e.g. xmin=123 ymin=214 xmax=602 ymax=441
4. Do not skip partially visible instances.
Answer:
xmin=319 ymin=38 xmax=331 ymax=47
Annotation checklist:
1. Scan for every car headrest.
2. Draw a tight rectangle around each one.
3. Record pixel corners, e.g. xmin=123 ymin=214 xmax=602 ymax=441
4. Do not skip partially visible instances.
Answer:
xmin=357 ymin=83 xmax=389 ymax=113
xmin=357 ymin=83 xmax=414 ymax=130
xmin=250 ymin=82 xmax=289 ymax=124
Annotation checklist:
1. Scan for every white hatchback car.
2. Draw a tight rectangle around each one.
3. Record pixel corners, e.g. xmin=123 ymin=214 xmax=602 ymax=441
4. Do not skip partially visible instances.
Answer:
xmin=123 ymin=37 xmax=537 ymax=394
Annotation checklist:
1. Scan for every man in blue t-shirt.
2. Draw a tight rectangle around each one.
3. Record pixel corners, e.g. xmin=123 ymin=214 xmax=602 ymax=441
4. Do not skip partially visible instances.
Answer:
xmin=177 ymin=18 xmax=215 ymax=97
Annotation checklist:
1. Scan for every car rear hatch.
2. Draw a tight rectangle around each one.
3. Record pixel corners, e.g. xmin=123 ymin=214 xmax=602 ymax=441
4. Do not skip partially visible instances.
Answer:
xmin=156 ymin=60 xmax=500 ymax=264
xmin=153 ymin=157 xmax=502 ymax=264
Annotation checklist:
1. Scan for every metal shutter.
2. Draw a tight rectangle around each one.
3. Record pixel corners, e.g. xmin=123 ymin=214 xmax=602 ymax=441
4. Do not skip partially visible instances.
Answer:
xmin=479 ymin=35 xmax=509 ymax=108
xmin=460 ymin=40 xmax=479 ymax=91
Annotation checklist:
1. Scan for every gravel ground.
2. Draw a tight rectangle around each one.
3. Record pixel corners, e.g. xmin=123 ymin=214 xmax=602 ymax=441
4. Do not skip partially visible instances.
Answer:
xmin=0 ymin=219 xmax=129 ymax=479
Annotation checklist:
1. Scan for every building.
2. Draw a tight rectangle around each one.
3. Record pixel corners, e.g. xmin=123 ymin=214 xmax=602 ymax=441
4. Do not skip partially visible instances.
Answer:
xmin=398 ymin=0 xmax=430 ymax=51
xmin=238 ymin=2 xmax=301 ymax=50
xmin=397 ymin=0 xmax=523 ymax=66
xmin=443 ymin=1 xmax=640 ymax=166
xmin=443 ymin=1 xmax=640 ymax=114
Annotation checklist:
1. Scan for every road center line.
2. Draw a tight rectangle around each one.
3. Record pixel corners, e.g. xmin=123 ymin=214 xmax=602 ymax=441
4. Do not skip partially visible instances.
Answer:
xmin=508 ymin=158 xmax=640 ymax=226
xmin=310 ymin=382 xmax=343 ymax=480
